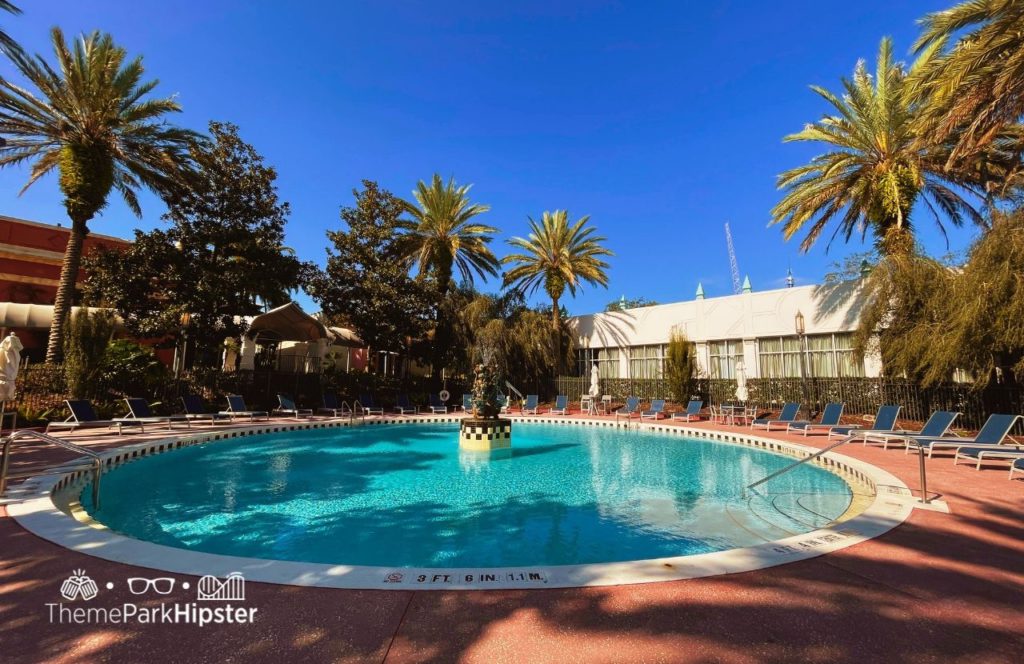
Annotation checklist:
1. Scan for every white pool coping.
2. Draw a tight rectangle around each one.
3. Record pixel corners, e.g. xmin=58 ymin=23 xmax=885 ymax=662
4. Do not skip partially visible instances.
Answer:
xmin=7 ymin=415 xmax=922 ymax=590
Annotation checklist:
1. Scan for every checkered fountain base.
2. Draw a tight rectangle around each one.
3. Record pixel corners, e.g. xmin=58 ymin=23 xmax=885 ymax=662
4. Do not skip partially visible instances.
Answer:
xmin=459 ymin=418 xmax=513 ymax=451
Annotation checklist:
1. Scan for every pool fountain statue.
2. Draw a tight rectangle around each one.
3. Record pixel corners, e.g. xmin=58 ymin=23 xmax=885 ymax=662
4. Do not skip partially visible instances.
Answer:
xmin=459 ymin=360 xmax=513 ymax=451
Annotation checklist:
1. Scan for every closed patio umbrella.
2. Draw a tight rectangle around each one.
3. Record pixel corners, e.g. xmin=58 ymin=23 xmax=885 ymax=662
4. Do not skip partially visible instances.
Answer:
xmin=0 ymin=332 xmax=23 ymax=432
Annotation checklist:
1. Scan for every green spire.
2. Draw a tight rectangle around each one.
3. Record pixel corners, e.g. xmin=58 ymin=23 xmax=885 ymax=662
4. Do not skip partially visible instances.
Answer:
xmin=742 ymin=275 xmax=751 ymax=293
xmin=695 ymin=282 xmax=705 ymax=299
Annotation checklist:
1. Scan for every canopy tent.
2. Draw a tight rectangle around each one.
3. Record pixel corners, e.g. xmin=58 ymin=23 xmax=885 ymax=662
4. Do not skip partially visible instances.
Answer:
xmin=328 ymin=326 xmax=363 ymax=348
xmin=245 ymin=302 xmax=328 ymax=343
xmin=0 ymin=303 xmax=122 ymax=330
xmin=238 ymin=302 xmax=328 ymax=371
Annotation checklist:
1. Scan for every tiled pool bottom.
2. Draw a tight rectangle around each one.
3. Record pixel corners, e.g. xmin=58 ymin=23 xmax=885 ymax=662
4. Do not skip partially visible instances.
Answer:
xmin=12 ymin=417 xmax=914 ymax=589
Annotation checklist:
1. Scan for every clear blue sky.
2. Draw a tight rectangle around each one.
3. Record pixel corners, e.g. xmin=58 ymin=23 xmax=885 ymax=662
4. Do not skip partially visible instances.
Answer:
xmin=1 ymin=1 xmax=967 ymax=315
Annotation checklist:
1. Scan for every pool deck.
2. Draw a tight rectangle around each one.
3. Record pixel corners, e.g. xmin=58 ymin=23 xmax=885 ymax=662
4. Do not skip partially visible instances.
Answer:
xmin=1 ymin=414 xmax=1022 ymax=663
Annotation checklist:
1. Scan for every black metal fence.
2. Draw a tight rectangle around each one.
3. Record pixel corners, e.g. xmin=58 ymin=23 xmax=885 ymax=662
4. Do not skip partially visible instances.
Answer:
xmin=11 ymin=363 xmax=468 ymax=422
xmin=555 ymin=375 xmax=1024 ymax=430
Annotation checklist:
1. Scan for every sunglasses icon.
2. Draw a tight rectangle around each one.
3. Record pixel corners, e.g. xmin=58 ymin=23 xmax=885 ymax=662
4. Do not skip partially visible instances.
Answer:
xmin=127 ymin=577 xmax=175 ymax=595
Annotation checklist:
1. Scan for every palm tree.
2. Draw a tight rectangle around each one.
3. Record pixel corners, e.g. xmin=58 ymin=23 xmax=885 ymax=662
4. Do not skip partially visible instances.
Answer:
xmin=0 ymin=29 xmax=198 ymax=361
xmin=0 ymin=1 xmax=22 ymax=56
xmin=913 ymin=0 xmax=1024 ymax=162
xmin=502 ymin=210 xmax=612 ymax=371
xmin=771 ymin=38 xmax=993 ymax=257
xmin=399 ymin=174 xmax=499 ymax=294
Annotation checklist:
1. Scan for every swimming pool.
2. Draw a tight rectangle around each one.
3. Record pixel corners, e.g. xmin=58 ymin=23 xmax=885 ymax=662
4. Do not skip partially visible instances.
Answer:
xmin=79 ymin=422 xmax=854 ymax=569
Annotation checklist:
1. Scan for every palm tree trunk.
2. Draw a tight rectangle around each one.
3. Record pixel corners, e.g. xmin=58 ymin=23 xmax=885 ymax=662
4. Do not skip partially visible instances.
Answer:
xmin=551 ymin=295 xmax=562 ymax=375
xmin=45 ymin=221 xmax=87 ymax=363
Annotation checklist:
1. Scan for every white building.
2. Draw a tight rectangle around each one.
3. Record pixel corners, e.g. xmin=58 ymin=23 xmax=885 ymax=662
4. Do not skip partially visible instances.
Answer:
xmin=570 ymin=280 xmax=880 ymax=381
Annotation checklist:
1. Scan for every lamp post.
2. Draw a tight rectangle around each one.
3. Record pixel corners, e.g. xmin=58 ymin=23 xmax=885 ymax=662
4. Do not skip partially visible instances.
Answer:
xmin=794 ymin=310 xmax=812 ymax=418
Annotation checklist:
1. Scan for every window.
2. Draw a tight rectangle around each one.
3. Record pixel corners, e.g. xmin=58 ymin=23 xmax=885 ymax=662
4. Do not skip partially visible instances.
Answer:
xmin=708 ymin=340 xmax=743 ymax=379
xmin=758 ymin=333 xmax=864 ymax=378
xmin=577 ymin=347 xmax=620 ymax=378
xmin=628 ymin=345 xmax=665 ymax=379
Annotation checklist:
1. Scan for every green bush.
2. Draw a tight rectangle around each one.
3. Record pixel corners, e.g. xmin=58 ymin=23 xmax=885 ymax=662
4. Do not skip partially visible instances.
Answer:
xmin=63 ymin=308 xmax=117 ymax=398
xmin=100 ymin=339 xmax=168 ymax=399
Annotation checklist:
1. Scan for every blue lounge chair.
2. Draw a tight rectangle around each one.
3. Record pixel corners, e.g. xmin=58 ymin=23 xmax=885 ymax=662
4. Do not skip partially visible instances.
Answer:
xmin=357 ymin=394 xmax=384 ymax=416
xmin=461 ymin=393 xmax=473 ymax=412
xmin=548 ymin=395 xmax=569 ymax=415
xmin=522 ymin=394 xmax=539 ymax=414
xmin=318 ymin=393 xmax=352 ymax=417
xmin=828 ymin=405 xmax=902 ymax=440
xmin=123 ymin=397 xmax=191 ymax=430
xmin=750 ymin=402 xmax=801 ymax=431
xmin=641 ymin=399 xmax=666 ymax=420
xmin=788 ymin=402 xmax=844 ymax=436
xmin=395 ymin=393 xmax=419 ymax=415
xmin=861 ymin=410 xmax=959 ymax=450
xmin=671 ymin=399 xmax=704 ymax=422
xmin=220 ymin=395 xmax=269 ymax=421
xmin=497 ymin=393 xmax=511 ymax=414
xmin=615 ymin=396 xmax=640 ymax=421
xmin=45 ymin=399 xmax=145 ymax=435
xmin=180 ymin=395 xmax=232 ymax=424
xmin=914 ymin=413 xmax=1023 ymax=459
xmin=1011 ymin=457 xmax=1024 ymax=481
xmin=428 ymin=393 xmax=448 ymax=414
xmin=275 ymin=393 xmax=313 ymax=419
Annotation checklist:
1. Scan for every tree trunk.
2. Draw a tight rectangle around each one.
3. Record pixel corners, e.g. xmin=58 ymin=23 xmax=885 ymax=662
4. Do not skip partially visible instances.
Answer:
xmin=551 ymin=294 xmax=562 ymax=375
xmin=46 ymin=221 xmax=89 ymax=363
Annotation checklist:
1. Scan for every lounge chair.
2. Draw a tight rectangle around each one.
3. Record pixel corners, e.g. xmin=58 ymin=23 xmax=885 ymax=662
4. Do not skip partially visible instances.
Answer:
xmin=953 ymin=422 xmax=1024 ymax=469
xmin=497 ymin=393 xmax=511 ymax=414
xmin=787 ymin=402 xmax=844 ymax=436
xmin=641 ymin=399 xmax=666 ymax=420
xmin=395 ymin=393 xmax=419 ymax=415
xmin=522 ymin=394 xmax=539 ymax=414
xmin=615 ymin=396 xmax=640 ymax=421
xmin=671 ymin=399 xmax=705 ymax=422
xmin=123 ymin=397 xmax=191 ymax=430
xmin=828 ymin=405 xmax=902 ymax=440
xmin=180 ymin=395 xmax=232 ymax=424
xmin=46 ymin=399 xmax=145 ymax=435
xmin=274 ymin=394 xmax=313 ymax=419
xmin=750 ymin=402 xmax=801 ymax=431
xmin=428 ymin=393 xmax=448 ymax=414
xmin=861 ymin=410 xmax=959 ymax=450
xmin=220 ymin=395 xmax=269 ymax=422
xmin=461 ymin=393 xmax=473 ymax=413
xmin=548 ymin=395 xmax=569 ymax=415
xmin=912 ymin=413 xmax=1023 ymax=459
xmin=357 ymin=394 xmax=384 ymax=416
xmin=1010 ymin=457 xmax=1024 ymax=481
xmin=318 ymin=393 xmax=352 ymax=417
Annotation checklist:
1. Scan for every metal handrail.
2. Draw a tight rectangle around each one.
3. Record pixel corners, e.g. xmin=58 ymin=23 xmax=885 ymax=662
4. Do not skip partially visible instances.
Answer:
xmin=747 ymin=434 xmax=931 ymax=504
xmin=0 ymin=429 xmax=104 ymax=509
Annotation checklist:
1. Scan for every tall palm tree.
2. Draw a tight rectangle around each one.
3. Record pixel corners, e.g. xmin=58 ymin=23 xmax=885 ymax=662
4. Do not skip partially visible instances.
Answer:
xmin=399 ymin=174 xmax=499 ymax=294
xmin=0 ymin=29 xmax=198 ymax=361
xmin=0 ymin=1 xmax=22 ymax=56
xmin=771 ymin=38 xmax=992 ymax=257
xmin=913 ymin=0 xmax=1024 ymax=162
xmin=502 ymin=210 xmax=612 ymax=366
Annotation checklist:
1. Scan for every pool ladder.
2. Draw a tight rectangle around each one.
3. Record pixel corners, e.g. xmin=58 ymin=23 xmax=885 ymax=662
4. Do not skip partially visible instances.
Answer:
xmin=0 ymin=429 xmax=104 ymax=509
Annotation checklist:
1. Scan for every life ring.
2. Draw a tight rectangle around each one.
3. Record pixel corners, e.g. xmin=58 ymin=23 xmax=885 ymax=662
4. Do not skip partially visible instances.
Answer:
xmin=439 ymin=389 xmax=450 ymax=402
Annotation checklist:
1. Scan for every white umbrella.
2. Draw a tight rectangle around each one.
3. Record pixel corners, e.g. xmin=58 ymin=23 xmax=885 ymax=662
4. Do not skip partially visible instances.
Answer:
xmin=734 ymin=359 xmax=749 ymax=402
xmin=589 ymin=363 xmax=601 ymax=397
xmin=0 ymin=332 xmax=22 ymax=401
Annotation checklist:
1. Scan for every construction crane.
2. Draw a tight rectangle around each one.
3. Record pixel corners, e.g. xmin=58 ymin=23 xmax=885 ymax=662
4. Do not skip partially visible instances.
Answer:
xmin=724 ymin=222 xmax=742 ymax=295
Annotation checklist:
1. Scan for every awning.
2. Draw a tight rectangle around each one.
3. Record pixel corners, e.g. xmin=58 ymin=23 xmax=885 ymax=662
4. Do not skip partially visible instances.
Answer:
xmin=246 ymin=302 xmax=328 ymax=343
xmin=328 ymin=326 xmax=364 ymax=348
xmin=0 ymin=302 xmax=122 ymax=329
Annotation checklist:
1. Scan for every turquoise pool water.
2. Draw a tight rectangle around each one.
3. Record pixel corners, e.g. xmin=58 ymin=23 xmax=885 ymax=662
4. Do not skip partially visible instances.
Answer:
xmin=80 ymin=423 xmax=853 ymax=568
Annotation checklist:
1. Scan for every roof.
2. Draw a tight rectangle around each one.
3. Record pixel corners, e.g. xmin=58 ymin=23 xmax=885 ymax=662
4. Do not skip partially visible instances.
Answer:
xmin=0 ymin=214 xmax=133 ymax=244
xmin=0 ymin=303 xmax=122 ymax=329
xmin=246 ymin=302 xmax=328 ymax=342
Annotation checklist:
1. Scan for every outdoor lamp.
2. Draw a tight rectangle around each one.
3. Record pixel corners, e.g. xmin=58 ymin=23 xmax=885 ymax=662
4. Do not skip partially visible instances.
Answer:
xmin=794 ymin=310 xmax=805 ymax=336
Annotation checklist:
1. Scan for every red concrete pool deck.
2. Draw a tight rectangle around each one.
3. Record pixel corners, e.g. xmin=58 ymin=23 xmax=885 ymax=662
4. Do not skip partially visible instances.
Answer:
xmin=1 ymin=415 xmax=1022 ymax=664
